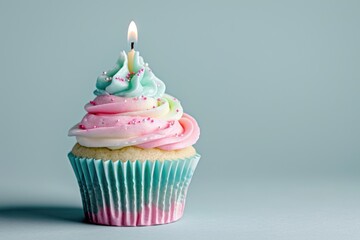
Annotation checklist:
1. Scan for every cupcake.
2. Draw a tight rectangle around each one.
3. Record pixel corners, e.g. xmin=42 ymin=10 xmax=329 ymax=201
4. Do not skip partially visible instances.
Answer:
xmin=68 ymin=50 xmax=200 ymax=226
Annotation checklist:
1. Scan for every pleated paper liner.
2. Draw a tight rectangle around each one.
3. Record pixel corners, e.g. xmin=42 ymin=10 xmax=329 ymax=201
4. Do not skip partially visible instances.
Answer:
xmin=68 ymin=152 xmax=200 ymax=226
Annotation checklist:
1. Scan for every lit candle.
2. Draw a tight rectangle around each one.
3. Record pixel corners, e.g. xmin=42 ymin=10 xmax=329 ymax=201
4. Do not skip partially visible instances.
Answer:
xmin=127 ymin=21 xmax=138 ymax=73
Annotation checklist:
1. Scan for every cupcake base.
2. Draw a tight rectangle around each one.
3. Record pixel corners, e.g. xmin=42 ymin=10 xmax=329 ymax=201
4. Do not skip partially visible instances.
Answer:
xmin=85 ymin=202 xmax=185 ymax=226
xmin=68 ymin=152 xmax=200 ymax=226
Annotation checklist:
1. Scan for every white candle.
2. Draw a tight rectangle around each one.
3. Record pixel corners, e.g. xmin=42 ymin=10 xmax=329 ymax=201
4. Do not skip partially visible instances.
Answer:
xmin=127 ymin=21 xmax=138 ymax=73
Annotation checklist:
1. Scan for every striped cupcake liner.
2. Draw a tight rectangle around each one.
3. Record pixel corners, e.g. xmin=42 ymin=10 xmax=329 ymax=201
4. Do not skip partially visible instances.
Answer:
xmin=68 ymin=152 xmax=200 ymax=226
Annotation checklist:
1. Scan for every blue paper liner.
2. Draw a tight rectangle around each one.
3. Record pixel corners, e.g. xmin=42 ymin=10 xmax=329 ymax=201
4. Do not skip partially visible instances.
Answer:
xmin=68 ymin=152 xmax=200 ymax=226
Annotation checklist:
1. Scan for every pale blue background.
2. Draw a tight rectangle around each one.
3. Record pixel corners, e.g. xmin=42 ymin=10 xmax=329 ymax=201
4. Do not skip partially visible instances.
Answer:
xmin=0 ymin=0 xmax=360 ymax=239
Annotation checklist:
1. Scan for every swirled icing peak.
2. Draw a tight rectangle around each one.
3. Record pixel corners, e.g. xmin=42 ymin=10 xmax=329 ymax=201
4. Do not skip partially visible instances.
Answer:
xmin=94 ymin=51 xmax=165 ymax=98
xmin=69 ymin=50 xmax=200 ymax=151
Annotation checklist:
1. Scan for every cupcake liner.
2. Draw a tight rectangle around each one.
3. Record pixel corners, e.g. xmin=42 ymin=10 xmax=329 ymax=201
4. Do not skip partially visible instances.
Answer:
xmin=68 ymin=152 xmax=200 ymax=226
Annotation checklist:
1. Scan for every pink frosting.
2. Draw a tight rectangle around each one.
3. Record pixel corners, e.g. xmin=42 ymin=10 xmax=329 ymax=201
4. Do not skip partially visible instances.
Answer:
xmin=68 ymin=94 xmax=200 ymax=150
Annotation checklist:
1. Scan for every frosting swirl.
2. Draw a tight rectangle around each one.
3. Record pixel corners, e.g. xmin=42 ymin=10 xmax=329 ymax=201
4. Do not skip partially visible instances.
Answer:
xmin=69 ymin=52 xmax=200 ymax=150
xmin=94 ymin=51 xmax=165 ymax=98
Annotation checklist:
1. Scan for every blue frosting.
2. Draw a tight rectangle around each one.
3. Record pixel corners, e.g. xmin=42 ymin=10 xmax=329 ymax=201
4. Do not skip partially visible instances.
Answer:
xmin=94 ymin=51 xmax=165 ymax=98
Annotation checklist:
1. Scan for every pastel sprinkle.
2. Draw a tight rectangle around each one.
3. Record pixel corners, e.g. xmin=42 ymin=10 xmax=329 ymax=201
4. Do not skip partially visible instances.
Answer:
xmin=79 ymin=124 xmax=86 ymax=129
xmin=115 ymin=77 xmax=125 ymax=82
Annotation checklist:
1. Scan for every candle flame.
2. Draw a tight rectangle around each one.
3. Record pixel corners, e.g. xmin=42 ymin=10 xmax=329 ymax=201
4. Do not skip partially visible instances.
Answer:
xmin=127 ymin=21 xmax=138 ymax=43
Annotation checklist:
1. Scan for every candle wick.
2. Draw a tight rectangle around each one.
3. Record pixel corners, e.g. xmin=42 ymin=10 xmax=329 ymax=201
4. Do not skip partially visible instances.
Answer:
xmin=131 ymin=42 xmax=134 ymax=50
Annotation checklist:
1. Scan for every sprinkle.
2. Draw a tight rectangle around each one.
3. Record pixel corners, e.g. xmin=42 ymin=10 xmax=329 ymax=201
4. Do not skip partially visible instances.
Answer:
xmin=153 ymin=106 xmax=156 ymax=108
xmin=90 ymin=101 xmax=96 ymax=105
xmin=132 ymin=120 xmax=136 ymax=124
xmin=116 ymin=119 xmax=120 ymax=122
xmin=115 ymin=77 xmax=125 ymax=82
xmin=137 ymin=120 xmax=141 ymax=123
xmin=158 ymin=126 xmax=161 ymax=129
xmin=157 ymin=98 xmax=161 ymax=101
xmin=142 ymin=119 xmax=146 ymax=122
xmin=151 ymin=119 xmax=154 ymax=123
xmin=110 ymin=98 xmax=114 ymax=102
xmin=176 ymin=109 xmax=179 ymax=112
xmin=143 ymin=96 xmax=147 ymax=100
xmin=102 ymin=71 xmax=107 ymax=75
xmin=127 ymin=122 xmax=131 ymax=125
xmin=173 ymin=97 xmax=177 ymax=101
xmin=147 ymin=117 xmax=151 ymax=121
xmin=79 ymin=124 xmax=86 ymax=129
